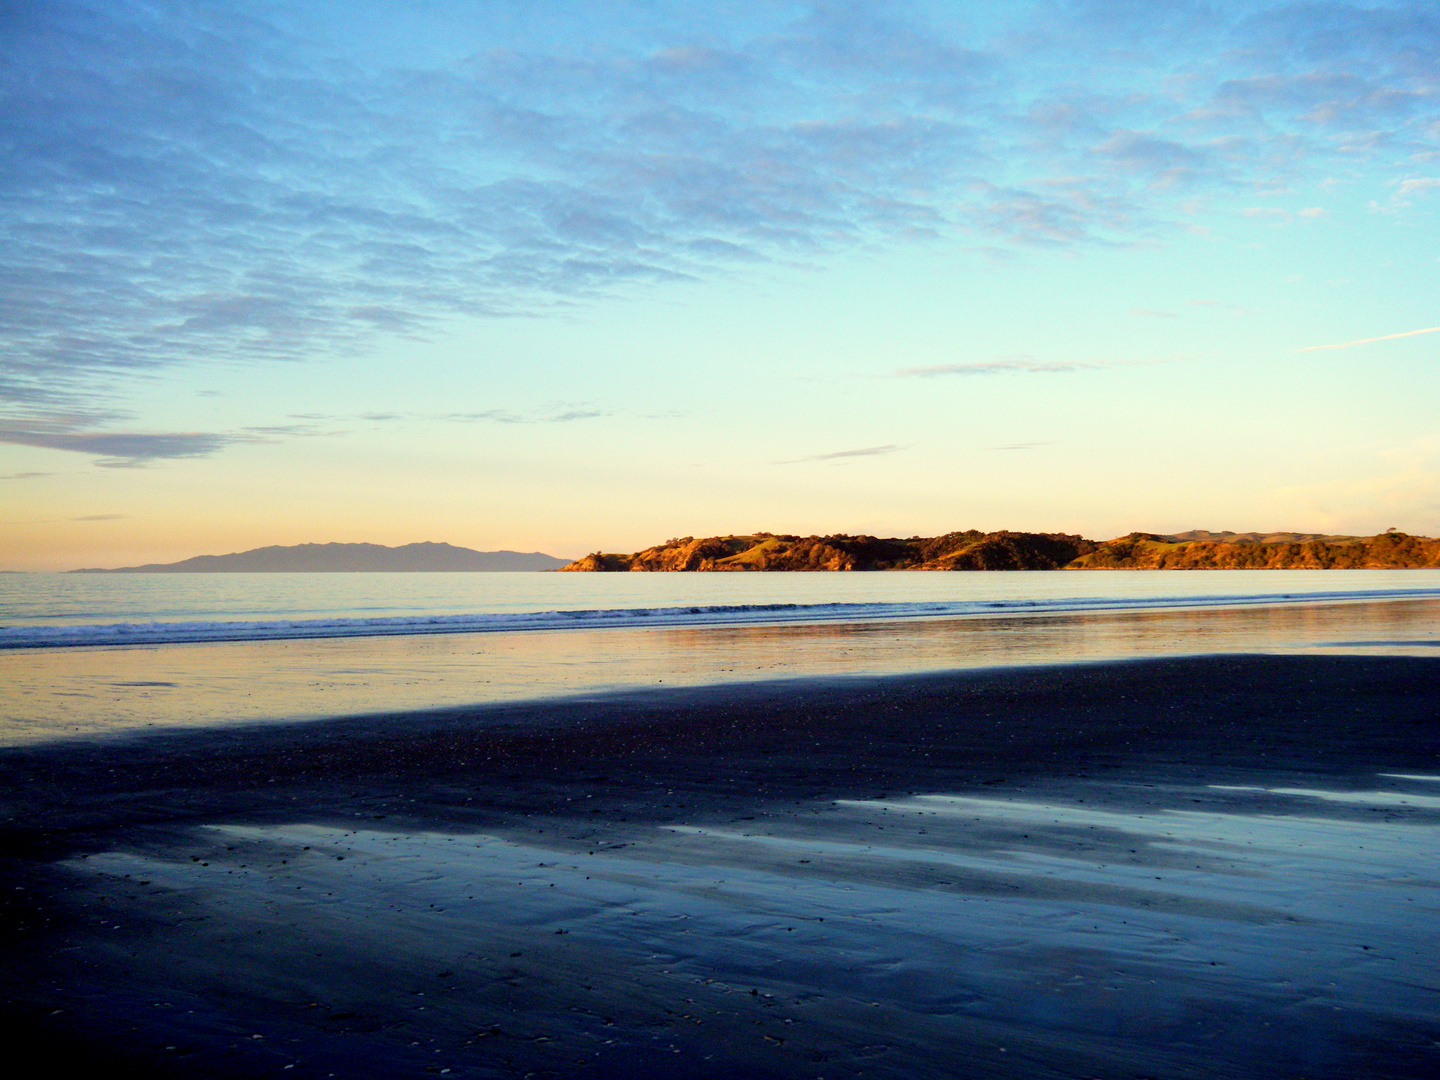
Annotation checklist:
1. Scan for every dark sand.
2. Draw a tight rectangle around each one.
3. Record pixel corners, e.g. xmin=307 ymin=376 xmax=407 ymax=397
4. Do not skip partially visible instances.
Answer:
xmin=2 ymin=653 xmax=1438 ymax=1079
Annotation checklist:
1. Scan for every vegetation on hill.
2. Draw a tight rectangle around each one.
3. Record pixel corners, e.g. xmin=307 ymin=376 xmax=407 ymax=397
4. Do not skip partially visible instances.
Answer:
xmin=560 ymin=530 xmax=1440 ymax=571
xmin=561 ymin=530 xmax=1096 ymax=572
xmin=1070 ymin=530 xmax=1440 ymax=570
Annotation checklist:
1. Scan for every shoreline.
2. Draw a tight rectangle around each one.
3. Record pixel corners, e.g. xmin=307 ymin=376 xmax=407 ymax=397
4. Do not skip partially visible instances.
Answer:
xmin=3 ymin=654 xmax=1439 ymax=1077
xmin=5 ymin=652 xmax=1440 ymax=835
xmin=4 ymin=595 xmax=1439 ymax=746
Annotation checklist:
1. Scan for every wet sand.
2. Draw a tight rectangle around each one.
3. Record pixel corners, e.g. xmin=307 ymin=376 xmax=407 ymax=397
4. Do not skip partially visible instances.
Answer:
xmin=6 ymin=596 xmax=1438 ymax=744
xmin=2 ymin=653 xmax=1439 ymax=1078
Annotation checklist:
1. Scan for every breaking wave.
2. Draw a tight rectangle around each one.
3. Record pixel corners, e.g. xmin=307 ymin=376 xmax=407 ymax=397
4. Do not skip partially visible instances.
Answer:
xmin=4 ymin=587 xmax=1438 ymax=649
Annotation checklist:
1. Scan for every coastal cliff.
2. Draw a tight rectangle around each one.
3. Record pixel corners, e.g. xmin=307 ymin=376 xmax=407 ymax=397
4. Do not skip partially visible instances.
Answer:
xmin=560 ymin=530 xmax=1440 ymax=571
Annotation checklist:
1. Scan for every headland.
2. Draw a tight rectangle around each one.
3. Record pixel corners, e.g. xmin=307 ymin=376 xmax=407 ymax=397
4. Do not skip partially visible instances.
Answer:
xmin=561 ymin=529 xmax=1440 ymax=571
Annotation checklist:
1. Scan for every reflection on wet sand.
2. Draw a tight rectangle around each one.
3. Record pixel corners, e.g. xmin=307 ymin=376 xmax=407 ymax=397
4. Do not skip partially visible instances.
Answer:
xmin=69 ymin=771 xmax=1440 ymax=1079
xmin=2 ymin=596 xmax=1436 ymax=743
xmin=6 ymin=652 xmax=1438 ymax=1078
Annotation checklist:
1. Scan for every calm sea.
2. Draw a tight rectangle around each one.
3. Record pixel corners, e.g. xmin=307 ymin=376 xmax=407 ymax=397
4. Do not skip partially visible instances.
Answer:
xmin=2 ymin=570 xmax=1437 ymax=744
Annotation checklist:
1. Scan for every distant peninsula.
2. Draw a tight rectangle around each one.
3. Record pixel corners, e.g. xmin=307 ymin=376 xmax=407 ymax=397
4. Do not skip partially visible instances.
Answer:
xmin=72 ymin=542 xmax=570 ymax=573
xmin=559 ymin=530 xmax=1440 ymax=571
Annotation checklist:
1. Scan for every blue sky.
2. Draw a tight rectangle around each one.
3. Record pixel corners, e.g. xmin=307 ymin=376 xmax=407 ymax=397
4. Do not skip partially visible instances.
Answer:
xmin=3 ymin=0 xmax=1438 ymax=568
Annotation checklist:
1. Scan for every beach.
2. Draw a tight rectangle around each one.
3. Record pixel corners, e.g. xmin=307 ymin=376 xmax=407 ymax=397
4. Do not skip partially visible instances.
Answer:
xmin=14 ymin=4 xmax=1440 ymax=1076
xmin=3 ymin=651 xmax=1438 ymax=1079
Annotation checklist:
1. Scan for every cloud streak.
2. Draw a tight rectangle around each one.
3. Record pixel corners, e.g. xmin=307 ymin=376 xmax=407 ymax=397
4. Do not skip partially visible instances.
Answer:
xmin=894 ymin=360 xmax=1098 ymax=378
xmin=445 ymin=409 xmax=607 ymax=425
xmin=1299 ymin=326 xmax=1440 ymax=352
xmin=0 ymin=398 xmax=607 ymax=466
xmin=0 ymin=427 xmax=243 ymax=468
xmin=776 ymin=444 xmax=902 ymax=464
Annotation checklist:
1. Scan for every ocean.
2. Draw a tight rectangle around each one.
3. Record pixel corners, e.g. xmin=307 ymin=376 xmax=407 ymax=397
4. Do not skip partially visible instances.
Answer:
xmin=3 ymin=569 xmax=1438 ymax=744
xmin=8 ymin=572 xmax=1440 ymax=1079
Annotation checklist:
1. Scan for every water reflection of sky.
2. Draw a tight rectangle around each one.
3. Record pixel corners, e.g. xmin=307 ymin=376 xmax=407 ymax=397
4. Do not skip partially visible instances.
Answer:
xmin=7 ymin=569 xmax=1440 ymax=627
xmin=73 ymin=772 xmax=1440 ymax=1075
xmin=3 ymin=598 xmax=1437 ymax=744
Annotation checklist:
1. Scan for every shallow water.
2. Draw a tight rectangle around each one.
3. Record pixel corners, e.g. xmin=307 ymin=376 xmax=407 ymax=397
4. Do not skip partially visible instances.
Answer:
xmin=3 ymin=596 xmax=1436 ymax=745
xmin=4 ymin=568 xmax=1438 ymax=643
xmin=71 ymin=770 xmax=1440 ymax=1078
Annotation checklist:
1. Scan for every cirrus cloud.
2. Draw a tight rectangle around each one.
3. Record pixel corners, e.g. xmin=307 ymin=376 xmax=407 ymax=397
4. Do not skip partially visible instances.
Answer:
xmin=4 ymin=0 xmax=1438 ymax=444
xmin=893 ymin=360 xmax=1100 ymax=378
xmin=775 ymin=444 xmax=904 ymax=464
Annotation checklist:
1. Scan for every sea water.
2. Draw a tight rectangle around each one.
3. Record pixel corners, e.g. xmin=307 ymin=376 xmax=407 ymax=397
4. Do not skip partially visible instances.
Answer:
xmin=5 ymin=568 xmax=1440 ymax=644
xmin=2 ymin=570 xmax=1437 ymax=744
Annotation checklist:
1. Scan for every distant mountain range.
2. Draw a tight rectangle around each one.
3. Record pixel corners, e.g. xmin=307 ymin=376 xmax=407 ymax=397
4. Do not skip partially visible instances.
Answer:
xmin=560 ymin=530 xmax=1440 ymax=571
xmin=72 ymin=542 xmax=570 ymax=573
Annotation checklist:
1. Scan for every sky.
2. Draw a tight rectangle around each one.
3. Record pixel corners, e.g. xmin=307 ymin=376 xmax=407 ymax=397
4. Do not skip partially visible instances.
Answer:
xmin=2 ymin=0 xmax=1438 ymax=570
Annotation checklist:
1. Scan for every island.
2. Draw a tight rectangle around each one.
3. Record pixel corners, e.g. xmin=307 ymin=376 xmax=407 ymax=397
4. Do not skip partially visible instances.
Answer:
xmin=560 ymin=529 xmax=1440 ymax=571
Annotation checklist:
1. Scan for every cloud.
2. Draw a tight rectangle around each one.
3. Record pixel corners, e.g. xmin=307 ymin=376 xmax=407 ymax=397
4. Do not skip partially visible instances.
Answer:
xmin=776 ymin=444 xmax=902 ymax=464
xmin=549 ymin=409 xmax=607 ymax=423
xmin=989 ymin=442 xmax=1050 ymax=451
xmin=1095 ymin=131 xmax=1213 ymax=189
xmin=964 ymin=182 xmax=1140 ymax=248
xmin=73 ymin=514 xmax=125 ymax=521
xmin=444 ymin=408 xmax=606 ymax=424
xmin=894 ymin=360 xmax=1098 ymax=377
xmin=1240 ymin=203 xmax=1329 ymax=226
xmin=1299 ymin=326 xmax=1440 ymax=352
xmin=1385 ymin=177 xmax=1440 ymax=209
xmin=0 ymin=427 xmax=241 ymax=467
xmin=1396 ymin=178 xmax=1440 ymax=198
xmin=238 ymin=407 xmax=608 ymax=430
xmin=4 ymin=0 xmax=1440 ymax=432
xmin=0 ymin=471 xmax=50 ymax=480
xmin=240 ymin=422 xmax=340 ymax=437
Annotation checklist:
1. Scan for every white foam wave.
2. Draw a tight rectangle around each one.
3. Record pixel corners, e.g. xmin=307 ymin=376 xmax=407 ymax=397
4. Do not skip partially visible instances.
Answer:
xmin=3 ymin=587 xmax=1437 ymax=649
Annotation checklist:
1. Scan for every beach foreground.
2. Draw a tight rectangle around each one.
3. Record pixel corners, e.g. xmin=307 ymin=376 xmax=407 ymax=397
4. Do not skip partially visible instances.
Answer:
xmin=2 ymin=654 xmax=1438 ymax=1079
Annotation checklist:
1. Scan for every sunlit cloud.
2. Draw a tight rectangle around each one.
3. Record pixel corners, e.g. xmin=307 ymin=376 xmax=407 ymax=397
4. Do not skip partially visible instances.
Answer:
xmin=1393 ymin=178 xmax=1440 ymax=203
